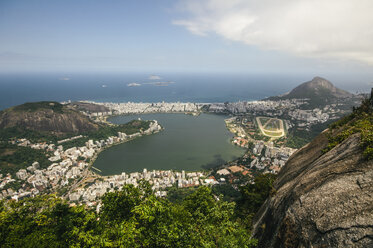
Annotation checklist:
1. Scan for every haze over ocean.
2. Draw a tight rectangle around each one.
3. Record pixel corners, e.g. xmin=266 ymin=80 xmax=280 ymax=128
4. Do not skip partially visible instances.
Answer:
xmin=0 ymin=72 xmax=370 ymax=110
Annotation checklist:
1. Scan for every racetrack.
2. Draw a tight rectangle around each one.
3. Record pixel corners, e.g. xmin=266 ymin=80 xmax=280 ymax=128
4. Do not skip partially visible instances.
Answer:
xmin=256 ymin=117 xmax=285 ymax=138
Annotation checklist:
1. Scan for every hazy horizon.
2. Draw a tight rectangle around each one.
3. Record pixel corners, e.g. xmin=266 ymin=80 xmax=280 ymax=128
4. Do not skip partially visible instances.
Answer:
xmin=1 ymin=0 xmax=373 ymax=82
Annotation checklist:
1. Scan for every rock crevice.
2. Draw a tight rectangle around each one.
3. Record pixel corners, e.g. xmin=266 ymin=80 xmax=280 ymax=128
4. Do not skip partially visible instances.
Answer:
xmin=252 ymin=133 xmax=373 ymax=247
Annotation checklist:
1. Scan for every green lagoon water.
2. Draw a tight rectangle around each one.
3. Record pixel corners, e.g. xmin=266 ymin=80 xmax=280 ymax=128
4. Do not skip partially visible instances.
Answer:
xmin=93 ymin=113 xmax=245 ymax=175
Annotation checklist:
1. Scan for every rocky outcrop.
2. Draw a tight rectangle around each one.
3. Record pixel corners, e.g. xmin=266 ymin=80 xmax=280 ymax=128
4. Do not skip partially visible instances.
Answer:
xmin=0 ymin=102 xmax=99 ymax=136
xmin=252 ymin=130 xmax=373 ymax=247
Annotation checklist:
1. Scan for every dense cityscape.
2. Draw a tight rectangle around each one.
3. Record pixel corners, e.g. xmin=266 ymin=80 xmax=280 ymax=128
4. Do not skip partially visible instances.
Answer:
xmin=0 ymin=120 xmax=162 ymax=201
xmin=1 ymin=94 xmax=351 ymax=204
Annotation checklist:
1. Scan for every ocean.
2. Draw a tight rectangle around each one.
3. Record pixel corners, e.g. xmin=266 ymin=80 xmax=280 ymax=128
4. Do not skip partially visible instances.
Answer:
xmin=0 ymin=72 xmax=369 ymax=110
xmin=0 ymin=72 xmax=308 ymax=110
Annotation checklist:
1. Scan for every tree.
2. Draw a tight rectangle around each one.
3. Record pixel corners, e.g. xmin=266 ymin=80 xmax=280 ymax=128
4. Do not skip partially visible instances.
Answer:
xmin=0 ymin=184 xmax=258 ymax=248
xmin=237 ymin=173 xmax=277 ymax=216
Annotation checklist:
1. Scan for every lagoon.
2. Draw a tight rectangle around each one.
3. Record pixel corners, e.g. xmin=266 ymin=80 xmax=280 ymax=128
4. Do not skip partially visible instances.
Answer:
xmin=93 ymin=113 xmax=245 ymax=175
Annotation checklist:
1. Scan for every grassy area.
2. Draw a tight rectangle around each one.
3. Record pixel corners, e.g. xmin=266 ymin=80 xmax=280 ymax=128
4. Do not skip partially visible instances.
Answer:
xmin=263 ymin=131 xmax=283 ymax=137
xmin=256 ymin=117 xmax=284 ymax=138
xmin=264 ymin=119 xmax=280 ymax=131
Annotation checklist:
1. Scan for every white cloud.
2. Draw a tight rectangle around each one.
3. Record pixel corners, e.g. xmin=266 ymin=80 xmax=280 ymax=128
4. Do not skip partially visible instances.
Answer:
xmin=173 ymin=0 xmax=373 ymax=64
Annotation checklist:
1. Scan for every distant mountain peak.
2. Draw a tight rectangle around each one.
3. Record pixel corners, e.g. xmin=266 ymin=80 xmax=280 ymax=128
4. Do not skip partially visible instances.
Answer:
xmin=312 ymin=76 xmax=328 ymax=81
xmin=309 ymin=76 xmax=334 ymax=87
xmin=266 ymin=77 xmax=355 ymax=107
xmin=303 ymin=76 xmax=335 ymax=89
xmin=288 ymin=76 xmax=353 ymax=98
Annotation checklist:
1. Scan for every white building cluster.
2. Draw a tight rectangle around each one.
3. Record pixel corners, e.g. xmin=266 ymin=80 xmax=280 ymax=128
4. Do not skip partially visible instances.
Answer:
xmin=85 ymin=101 xmax=201 ymax=115
xmin=288 ymin=108 xmax=329 ymax=124
xmin=0 ymin=121 xmax=162 ymax=201
xmin=69 ymin=169 xmax=216 ymax=205
xmin=1 ymin=149 xmax=91 ymax=201
xmin=250 ymin=141 xmax=296 ymax=173
xmin=209 ymin=99 xmax=306 ymax=115
xmin=208 ymin=100 xmax=350 ymax=129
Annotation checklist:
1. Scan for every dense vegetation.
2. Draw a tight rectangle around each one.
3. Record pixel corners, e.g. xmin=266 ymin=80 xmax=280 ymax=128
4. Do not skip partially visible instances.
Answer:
xmin=236 ymin=174 xmax=277 ymax=219
xmin=285 ymin=120 xmax=334 ymax=149
xmin=0 ymin=126 xmax=59 ymax=143
xmin=0 ymin=143 xmax=51 ymax=177
xmin=62 ymin=120 xmax=151 ymax=149
xmin=89 ymin=120 xmax=151 ymax=140
xmin=0 ymin=119 xmax=151 ymax=177
xmin=0 ymin=181 xmax=268 ymax=248
xmin=0 ymin=119 xmax=151 ymax=148
xmin=167 ymin=173 xmax=277 ymax=224
xmin=324 ymin=94 xmax=373 ymax=159
xmin=11 ymin=101 xmax=64 ymax=113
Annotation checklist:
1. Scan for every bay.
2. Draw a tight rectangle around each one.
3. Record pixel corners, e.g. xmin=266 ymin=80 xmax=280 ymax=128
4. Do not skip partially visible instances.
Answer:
xmin=93 ymin=113 xmax=245 ymax=175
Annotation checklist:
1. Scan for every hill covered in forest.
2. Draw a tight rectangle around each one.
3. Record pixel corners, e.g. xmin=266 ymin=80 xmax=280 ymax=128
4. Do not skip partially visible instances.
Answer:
xmin=0 ymin=101 xmax=99 ymax=138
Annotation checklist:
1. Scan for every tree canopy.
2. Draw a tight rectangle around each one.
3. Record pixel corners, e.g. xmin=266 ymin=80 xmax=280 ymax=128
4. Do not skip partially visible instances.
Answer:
xmin=0 ymin=182 xmax=258 ymax=248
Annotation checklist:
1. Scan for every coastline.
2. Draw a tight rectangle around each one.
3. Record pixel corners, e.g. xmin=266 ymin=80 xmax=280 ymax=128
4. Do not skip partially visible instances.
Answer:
xmin=66 ymin=106 xmax=243 ymax=196
xmin=69 ymin=127 xmax=164 ymax=193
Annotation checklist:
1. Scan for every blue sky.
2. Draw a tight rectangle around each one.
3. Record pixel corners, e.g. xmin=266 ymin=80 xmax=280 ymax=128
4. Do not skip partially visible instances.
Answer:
xmin=1 ymin=0 xmax=373 ymax=78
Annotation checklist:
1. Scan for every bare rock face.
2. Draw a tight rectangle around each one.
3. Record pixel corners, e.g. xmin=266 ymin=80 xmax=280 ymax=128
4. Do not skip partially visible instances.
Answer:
xmin=252 ymin=132 xmax=373 ymax=247
xmin=0 ymin=102 xmax=99 ymax=136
